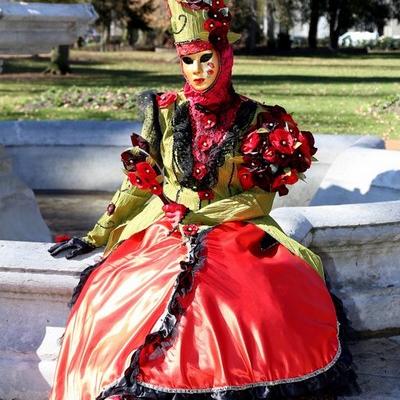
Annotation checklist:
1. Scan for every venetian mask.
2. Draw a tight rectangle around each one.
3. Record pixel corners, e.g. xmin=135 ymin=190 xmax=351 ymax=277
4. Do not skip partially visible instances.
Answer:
xmin=180 ymin=49 xmax=220 ymax=92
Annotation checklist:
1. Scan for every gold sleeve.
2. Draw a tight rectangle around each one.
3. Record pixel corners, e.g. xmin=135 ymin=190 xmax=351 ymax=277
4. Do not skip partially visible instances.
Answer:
xmin=183 ymin=188 xmax=276 ymax=226
xmin=83 ymin=92 xmax=162 ymax=248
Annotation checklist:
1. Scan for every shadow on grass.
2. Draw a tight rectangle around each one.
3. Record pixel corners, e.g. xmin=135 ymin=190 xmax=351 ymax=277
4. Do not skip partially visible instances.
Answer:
xmin=2 ymin=61 xmax=399 ymax=91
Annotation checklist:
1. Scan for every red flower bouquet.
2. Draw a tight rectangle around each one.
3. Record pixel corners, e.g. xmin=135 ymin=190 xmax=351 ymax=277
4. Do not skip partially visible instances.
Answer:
xmin=122 ymin=132 xmax=197 ymax=233
xmin=239 ymin=118 xmax=317 ymax=196
xmin=122 ymin=133 xmax=169 ymax=203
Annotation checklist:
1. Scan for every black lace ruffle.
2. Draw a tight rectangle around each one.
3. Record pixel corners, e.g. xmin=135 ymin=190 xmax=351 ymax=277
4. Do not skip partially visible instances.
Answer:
xmin=172 ymin=99 xmax=258 ymax=192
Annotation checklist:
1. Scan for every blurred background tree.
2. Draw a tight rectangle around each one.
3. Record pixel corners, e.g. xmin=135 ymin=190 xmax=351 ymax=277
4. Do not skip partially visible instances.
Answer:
xmin=24 ymin=0 xmax=400 ymax=57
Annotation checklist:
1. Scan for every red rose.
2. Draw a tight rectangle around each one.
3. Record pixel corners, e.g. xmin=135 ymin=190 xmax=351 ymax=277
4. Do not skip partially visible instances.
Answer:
xmin=128 ymin=172 xmax=150 ymax=190
xmin=238 ymin=167 xmax=255 ymax=190
xmin=183 ymin=224 xmax=200 ymax=237
xmin=272 ymin=170 xmax=299 ymax=191
xmin=136 ymin=162 xmax=157 ymax=183
xmin=54 ymin=234 xmax=71 ymax=243
xmin=197 ymin=135 xmax=213 ymax=151
xmin=162 ymin=203 xmax=188 ymax=222
xmin=198 ymin=189 xmax=215 ymax=201
xmin=269 ymin=128 xmax=296 ymax=155
xmin=193 ymin=162 xmax=207 ymax=180
xmin=156 ymin=92 xmax=177 ymax=108
xmin=241 ymin=131 xmax=261 ymax=154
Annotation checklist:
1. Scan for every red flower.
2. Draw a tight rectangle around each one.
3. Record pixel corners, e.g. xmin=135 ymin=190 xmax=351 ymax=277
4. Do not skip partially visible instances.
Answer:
xmin=162 ymin=203 xmax=188 ymax=222
xmin=54 ymin=234 xmax=71 ymax=243
xmin=281 ymin=113 xmax=297 ymax=127
xmin=200 ymin=113 xmax=217 ymax=129
xmin=130 ymin=133 xmax=150 ymax=152
xmin=128 ymin=172 xmax=149 ymax=190
xmin=204 ymin=18 xmax=223 ymax=32
xmin=193 ymin=162 xmax=207 ymax=180
xmin=262 ymin=147 xmax=290 ymax=167
xmin=269 ymin=128 xmax=296 ymax=155
xmin=183 ymin=224 xmax=200 ymax=237
xmin=156 ymin=92 xmax=177 ymax=108
xmin=241 ymin=131 xmax=261 ymax=154
xmin=197 ymin=134 xmax=213 ymax=151
xmin=208 ymin=27 xmax=229 ymax=50
xmin=262 ymin=147 xmax=278 ymax=163
xmin=198 ymin=189 xmax=215 ymax=201
xmin=136 ymin=162 xmax=157 ymax=184
xmin=149 ymin=182 xmax=163 ymax=196
xmin=291 ymin=150 xmax=312 ymax=173
xmin=238 ymin=167 xmax=255 ymax=190
xmin=272 ymin=170 xmax=299 ymax=191
xmin=298 ymin=130 xmax=317 ymax=157
xmin=211 ymin=0 xmax=226 ymax=9
xmin=243 ymin=155 xmax=263 ymax=171
xmin=121 ymin=150 xmax=146 ymax=171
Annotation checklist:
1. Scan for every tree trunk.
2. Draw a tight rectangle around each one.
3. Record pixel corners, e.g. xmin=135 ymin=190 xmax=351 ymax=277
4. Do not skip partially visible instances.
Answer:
xmin=247 ymin=0 xmax=258 ymax=52
xmin=101 ymin=23 xmax=111 ymax=52
xmin=45 ymin=45 xmax=71 ymax=75
xmin=328 ymin=0 xmax=340 ymax=49
xmin=266 ymin=0 xmax=276 ymax=49
xmin=308 ymin=0 xmax=320 ymax=49
xmin=377 ymin=21 xmax=385 ymax=36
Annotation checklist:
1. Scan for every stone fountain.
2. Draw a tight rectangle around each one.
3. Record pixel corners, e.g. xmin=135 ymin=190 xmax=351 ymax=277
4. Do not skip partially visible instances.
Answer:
xmin=0 ymin=0 xmax=97 ymax=71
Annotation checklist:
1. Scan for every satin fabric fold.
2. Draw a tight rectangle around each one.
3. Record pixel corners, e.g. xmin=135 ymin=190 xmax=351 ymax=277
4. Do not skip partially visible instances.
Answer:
xmin=50 ymin=221 xmax=339 ymax=400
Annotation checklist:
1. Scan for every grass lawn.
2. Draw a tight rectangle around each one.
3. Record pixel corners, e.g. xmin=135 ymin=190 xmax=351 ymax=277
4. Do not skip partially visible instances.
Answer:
xmin=0 ymin=50 xmax=399 ymax=138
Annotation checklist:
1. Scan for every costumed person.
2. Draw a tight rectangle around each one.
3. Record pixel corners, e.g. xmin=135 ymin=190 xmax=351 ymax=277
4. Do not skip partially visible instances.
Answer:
xmin=48 ymin=1 xmax=359 ymax=399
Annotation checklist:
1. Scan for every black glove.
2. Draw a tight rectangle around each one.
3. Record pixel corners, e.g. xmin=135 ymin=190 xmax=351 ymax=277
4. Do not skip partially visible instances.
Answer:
xmin=48 ymin=238 xmax=96 ymax=259
xmin=260 ymin=233 xmax=278 ymax=252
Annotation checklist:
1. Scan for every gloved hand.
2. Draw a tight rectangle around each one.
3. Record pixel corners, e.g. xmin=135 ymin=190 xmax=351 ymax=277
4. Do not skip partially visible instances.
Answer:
xmin=48 ymin=237 xmax=96 ymax=259
xmin=162 ymin=203 xmax=188 ymax=227
xmin=260 ymin=233 xmax=278 ymax=252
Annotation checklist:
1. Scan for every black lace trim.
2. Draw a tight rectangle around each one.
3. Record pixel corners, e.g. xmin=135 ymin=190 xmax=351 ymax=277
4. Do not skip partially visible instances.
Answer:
xmin=94 ymin=229 xmax=359 ymax=400
xmin=96 ymin=230 xmax=210 ymax=400
xmin=172 ymin=99 xmax=258 ymax=192
xmin=137 ymin=90 xmax=163 ymax=165
xmin=69 ymin=259 xmax=106 ymax=308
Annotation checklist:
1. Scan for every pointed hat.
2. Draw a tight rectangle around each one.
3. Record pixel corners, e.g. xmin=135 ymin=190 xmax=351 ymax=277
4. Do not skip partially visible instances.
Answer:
xmin=166 ymin=0 xmax=240 ymax=47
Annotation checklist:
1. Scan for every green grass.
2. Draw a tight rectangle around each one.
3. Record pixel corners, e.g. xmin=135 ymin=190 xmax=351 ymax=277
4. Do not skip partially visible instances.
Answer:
xmin=1 ymin=50 xmax=399 ymax=138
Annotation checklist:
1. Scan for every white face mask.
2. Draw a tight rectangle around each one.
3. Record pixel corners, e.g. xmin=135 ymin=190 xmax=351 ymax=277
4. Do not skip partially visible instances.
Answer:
xmin=180 ymin=49 xmax=220 ymax=92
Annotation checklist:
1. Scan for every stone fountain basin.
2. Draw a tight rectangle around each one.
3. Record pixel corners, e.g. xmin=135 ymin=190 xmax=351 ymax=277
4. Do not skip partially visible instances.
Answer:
xmin=0 ymin=120 xmax=399 ymax=399
xmin=0 ymin=1 xmax=97 ymax=55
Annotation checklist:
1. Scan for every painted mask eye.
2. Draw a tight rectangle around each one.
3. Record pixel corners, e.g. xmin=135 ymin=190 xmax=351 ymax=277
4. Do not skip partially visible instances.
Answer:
xmin=182 ymin=57 xmax=194 ymax=65
xmin=200 ymin=53 xmax=213 ymax=63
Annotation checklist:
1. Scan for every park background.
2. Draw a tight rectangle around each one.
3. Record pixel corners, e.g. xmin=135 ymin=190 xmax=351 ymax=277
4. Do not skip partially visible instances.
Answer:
xmin=1 ymin=0 xmax=400 ymax=139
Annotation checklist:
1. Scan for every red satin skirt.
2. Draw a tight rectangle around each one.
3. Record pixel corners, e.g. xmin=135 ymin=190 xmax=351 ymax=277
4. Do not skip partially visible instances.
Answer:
xmin=49 ymin=220 xmax=340 ymax=400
